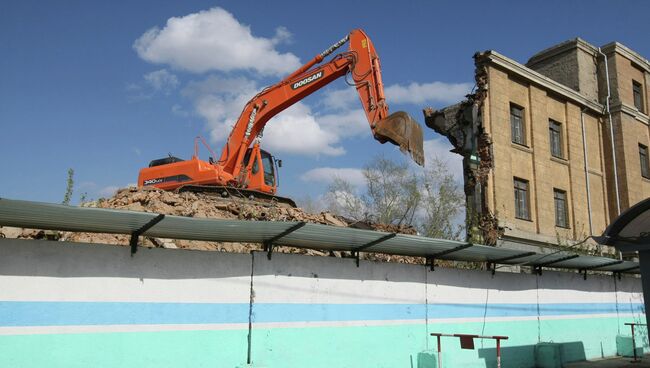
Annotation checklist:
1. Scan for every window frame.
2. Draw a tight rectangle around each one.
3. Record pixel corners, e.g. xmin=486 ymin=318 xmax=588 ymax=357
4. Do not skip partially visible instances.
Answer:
xmin=640 ymin=143 xmax=650 ymax=179
xmin=513 ymin=177 xmax=531 ymax=221
xmin=633 ymin=80 xmax=644 ymax=113
xmin=553 ymin=188 xmax=569 ymax=228
xmin=510 ymin=103 xmax=526 ymax=146
xmin=549 ymin=119 xmax=563 ymax=159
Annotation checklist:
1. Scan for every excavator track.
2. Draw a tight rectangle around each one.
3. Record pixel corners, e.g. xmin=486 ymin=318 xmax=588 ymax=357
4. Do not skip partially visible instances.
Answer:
xmin=177 ymin=185 xmax=297 ymax=208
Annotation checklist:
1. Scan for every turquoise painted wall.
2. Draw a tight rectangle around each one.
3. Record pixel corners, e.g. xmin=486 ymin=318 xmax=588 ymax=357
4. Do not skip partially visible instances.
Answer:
xmin=1 ymin=318 xmax=645 ymax=368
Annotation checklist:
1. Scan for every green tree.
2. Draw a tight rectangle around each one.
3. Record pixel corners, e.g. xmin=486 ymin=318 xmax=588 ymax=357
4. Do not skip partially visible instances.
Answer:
xmin=62 ymin=168 xmax=74 ymax=205
xmin=420 ymin=157 xmax=465 ymax=239
xmin=324 ymin=155 xmax=465 ymax=239
xmin=363 ymin=156 xmax=421 ymax=226
xmin=325 ymin=177 xmax=366 ymax=220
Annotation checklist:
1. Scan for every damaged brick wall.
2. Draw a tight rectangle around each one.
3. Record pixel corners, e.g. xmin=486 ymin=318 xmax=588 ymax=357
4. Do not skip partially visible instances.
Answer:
xmin=423 ymin=53 xmax=503 ymax=245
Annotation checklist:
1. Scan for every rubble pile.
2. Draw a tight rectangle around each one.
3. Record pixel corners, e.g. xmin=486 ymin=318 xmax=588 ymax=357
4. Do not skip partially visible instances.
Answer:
xmin=1 ymin=187 xmax=422 ymax=264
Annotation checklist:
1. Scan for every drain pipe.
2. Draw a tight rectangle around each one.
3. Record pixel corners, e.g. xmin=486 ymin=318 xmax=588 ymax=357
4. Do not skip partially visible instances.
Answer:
xmin=580 ymin=108 xmax=594 ymax=237
xmin=598 ymin=47 xmax=623 ymax=260
xmin=598 ymin=47 xmax=621 ymax=216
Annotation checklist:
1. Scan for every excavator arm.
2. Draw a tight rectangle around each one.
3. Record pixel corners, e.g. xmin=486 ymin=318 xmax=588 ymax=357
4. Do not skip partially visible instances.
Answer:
xmin=219 ymin=29 xmax=424 ymax=178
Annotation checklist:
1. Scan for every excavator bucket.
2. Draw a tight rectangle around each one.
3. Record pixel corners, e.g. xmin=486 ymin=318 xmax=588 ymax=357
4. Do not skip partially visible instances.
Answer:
xmin=374 ymin=111 xmax=425 ymax=166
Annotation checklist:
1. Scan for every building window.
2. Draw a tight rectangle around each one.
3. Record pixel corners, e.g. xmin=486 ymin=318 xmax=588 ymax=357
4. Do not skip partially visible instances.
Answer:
xmin=640 ymin=144 xmax=650 ymax=179
xmin=553 ymin=189 xmax=569 ymax=228
xmin=549 ymin=120 xmax=563 ymax=158
xmin=510 ymin=104 xmax=526 ymax=145
xmin=633 ymin=81 xmax=644 ymax=112
xmin=514 ymin=178 xmax=530 ymax=220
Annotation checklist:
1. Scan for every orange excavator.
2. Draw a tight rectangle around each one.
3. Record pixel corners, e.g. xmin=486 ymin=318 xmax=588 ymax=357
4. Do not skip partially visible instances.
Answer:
xmin=138 ymin=29 xmax=424 ymax=206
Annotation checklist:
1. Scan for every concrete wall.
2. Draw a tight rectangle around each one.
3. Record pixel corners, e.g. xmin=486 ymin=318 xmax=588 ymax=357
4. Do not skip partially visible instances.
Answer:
xmin=0 ymin=238 xmax=645 ymax=367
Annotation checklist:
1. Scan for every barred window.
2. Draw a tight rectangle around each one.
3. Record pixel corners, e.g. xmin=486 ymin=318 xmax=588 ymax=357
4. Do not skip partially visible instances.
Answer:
xmin=514 ymin=178 xmax=530 ymax=220
xmin=554 ymin=189 xmax=569 ymax=228
xmin=640 ymin=144 xmax=650 ymax=179
xmin=510 ymin=104 xmax=526 ymax=145
xmin=549 ymin=120 xmax=563 ymax=158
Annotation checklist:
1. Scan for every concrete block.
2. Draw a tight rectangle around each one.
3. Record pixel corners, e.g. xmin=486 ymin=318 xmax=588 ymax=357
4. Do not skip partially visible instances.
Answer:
xmin=617 ymin=335 xmax=643 ymax=358
xmin=417 ymin=351 xmax=439 ymax=368
xmin=535 ymin=342 xmax=587 ymax=367
xmin=535 ymin=343 xmax=562 ymax=368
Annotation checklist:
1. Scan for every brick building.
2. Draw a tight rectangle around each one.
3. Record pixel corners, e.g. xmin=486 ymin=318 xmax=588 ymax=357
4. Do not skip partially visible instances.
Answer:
xmin=426 ymin=38 xmax=650 ymax=253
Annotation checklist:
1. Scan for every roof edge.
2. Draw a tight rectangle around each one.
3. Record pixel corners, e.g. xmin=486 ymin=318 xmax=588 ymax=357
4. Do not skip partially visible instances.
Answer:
xmin=477 ymin=50 xmax=604 ymax=113
xmin=601 ymin=42 xmax=650 ymax=73
xmin=526 ymin=38 xmax=599 ymax=66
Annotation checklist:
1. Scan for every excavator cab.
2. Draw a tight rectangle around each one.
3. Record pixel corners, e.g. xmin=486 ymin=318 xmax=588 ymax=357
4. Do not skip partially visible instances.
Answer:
xmin=242 ymin=143 xmax=277 ymax=194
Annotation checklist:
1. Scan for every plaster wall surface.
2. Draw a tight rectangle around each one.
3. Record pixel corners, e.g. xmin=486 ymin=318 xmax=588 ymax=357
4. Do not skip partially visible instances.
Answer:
xmin=485 ymin=65 xmax=609 ymax=242
xmin=0 ymin=239 xmax=645 ymax=368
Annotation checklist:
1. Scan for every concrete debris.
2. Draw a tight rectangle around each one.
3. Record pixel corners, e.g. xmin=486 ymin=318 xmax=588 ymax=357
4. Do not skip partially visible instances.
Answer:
xmin=2 ymin=187 xmax=421 ymax=264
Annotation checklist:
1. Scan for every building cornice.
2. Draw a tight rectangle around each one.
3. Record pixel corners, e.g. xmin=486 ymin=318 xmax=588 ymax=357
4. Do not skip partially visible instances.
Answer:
xmin=601 ymin=42 xmax=650 ymax=73
xmin=477 ymin=51 xmax=604 ymax=114
xmin=611 ymin=102 xmax=650 ymax=126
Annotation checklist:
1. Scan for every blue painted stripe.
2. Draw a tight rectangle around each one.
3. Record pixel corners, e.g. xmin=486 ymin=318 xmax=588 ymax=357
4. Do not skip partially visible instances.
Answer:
xmin=431 ymin=302 xmax=644 ymax=319
xmin=252 ymin=303 xmax=425 ymax=323
xmin=0 ymin=301 xmax=644 ymax=327
xmin=0 ymin=302 xmax=250 ymax=327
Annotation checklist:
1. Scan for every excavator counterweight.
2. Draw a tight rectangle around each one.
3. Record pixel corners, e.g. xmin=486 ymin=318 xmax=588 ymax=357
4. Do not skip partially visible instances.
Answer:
xmin=138 ymin=29 xmax=425 ymax=205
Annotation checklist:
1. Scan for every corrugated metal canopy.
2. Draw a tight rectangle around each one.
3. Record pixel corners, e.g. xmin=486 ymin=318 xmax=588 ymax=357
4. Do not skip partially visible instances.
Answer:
xmin=0 ymin=198 xmax=639 ymax=274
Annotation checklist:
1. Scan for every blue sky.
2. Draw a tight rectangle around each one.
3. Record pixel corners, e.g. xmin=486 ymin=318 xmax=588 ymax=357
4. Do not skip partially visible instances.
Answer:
xmin=1 ymin=1 xmax=648 ymax=204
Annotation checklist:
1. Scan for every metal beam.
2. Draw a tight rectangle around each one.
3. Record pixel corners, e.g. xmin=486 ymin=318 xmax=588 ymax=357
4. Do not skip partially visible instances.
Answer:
xmin=489 ymin=252 xmax=536 ymax=264
xmin=353 ymin=233 xmax=396 ymax=252
xmin=487 ymin=252 xmax=537 ymax=275
xmin=431 ymin=243 xmax=474 ymax=258
xmin=425 ymin=243 xmax=474 ymax=271
xmin=130 ymin=214 xmax=165 ymax=255
xmin=586 ymin=260 xmax=624 ymax=270
xmin=532 ymin=254 xmax=580 ymax=275
xmin=580 ymin=260 xmax=625 ymax=280
xmin=617 ymin=265 xmax=640 ymax=273
xmin=534 ymin=254 xmax=580 ymax=267
xmin=264 ymin=222 xmax=306 ymax=260
xmin=351 ymin=233 xmax=396 ymax=267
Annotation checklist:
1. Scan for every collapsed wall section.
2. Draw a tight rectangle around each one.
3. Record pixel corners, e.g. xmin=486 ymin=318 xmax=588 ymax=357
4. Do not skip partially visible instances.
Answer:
xmin=423 ymin=53 xmax=502 ymax=245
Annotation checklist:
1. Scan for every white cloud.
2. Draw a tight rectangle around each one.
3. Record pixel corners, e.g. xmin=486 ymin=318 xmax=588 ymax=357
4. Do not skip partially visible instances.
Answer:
xmin=182 ymin=76 xmax=352 ymax=156
xmin=270 ymin=26 xmax=292 ymax=45
xmin=317 ymin=108 xmax=369 ymax=139
xmin=171 ymin=104 xmax=190 ymax=117
xmin=300 ymin=167 xmax=366 ymax=187
xmin=263 ymin=104 xmax=345 ymax=156
xmin=385 ymin=82 xmax=473 ymax=105
xmin=133 ymin=7 xmax=301 ymax=75
xmin=423 ymin=137 xmax=464 ymax=181
xmin=143 ymin=69 xmax=179 ymax=93
xmin=321 ymin=87 xmax=358 ymax=110
xmin=182 ymin=75 xmax=258 ymax=141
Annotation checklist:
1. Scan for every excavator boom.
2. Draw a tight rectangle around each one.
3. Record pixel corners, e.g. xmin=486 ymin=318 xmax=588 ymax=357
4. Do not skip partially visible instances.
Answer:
xmin=138 ymin=29 xmax=424 ymax=204
xmin=219 ymin=29 xmax=424 ymax=175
